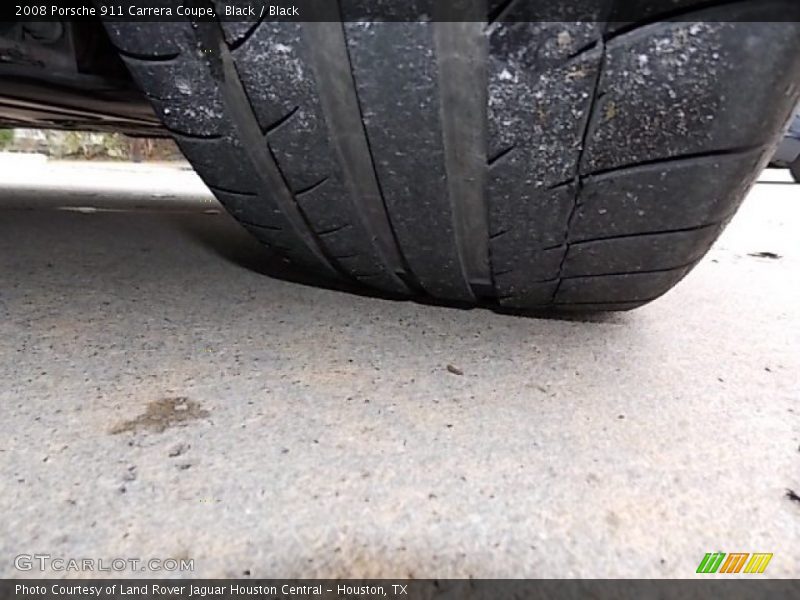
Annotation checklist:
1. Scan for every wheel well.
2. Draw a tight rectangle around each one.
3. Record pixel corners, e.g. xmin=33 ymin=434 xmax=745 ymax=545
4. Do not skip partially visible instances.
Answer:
xmin=0 ymin=18 xmax=164 ymax=135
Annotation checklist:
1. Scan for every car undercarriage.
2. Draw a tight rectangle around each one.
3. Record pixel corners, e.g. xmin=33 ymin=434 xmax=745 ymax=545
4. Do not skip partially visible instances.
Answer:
xmin=0 ymin=19 xmax=163 ymax=135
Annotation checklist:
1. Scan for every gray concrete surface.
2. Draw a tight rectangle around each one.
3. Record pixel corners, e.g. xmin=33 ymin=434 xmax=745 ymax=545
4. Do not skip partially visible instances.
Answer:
xmin=0 ymin=160 xmax=798 ymax=579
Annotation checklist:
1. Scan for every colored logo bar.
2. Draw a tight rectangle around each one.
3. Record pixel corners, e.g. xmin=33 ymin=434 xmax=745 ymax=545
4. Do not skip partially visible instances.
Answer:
xmin=696 ymin=553 xmax=773 ymax=574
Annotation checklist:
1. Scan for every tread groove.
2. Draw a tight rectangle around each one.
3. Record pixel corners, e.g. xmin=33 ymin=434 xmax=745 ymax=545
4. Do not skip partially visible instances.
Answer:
xmin=118 ymin=49 xmax=181 ymax=63
xmin=228 ymin=16 xmax=267 ymax=51
xmin=434 ymin=15 xmax=489 ymax=299
xmin=563 ymin=260 xmax=698 ymax=281
xmin=317 ymin=223 xmax=352 ymax=237
xmin=547 ymin=179 xmax=573 ymax=192
xmin=549 ymin=33 xmax=608 ymax=304
xmin=293 ymin=176 xmax=330 ymax=197
xmin=487 ymin=0 xmax=518 ymax=27
xmin=569 ymin=221 xmax=723 ymax=246
xmin=207 ymin=184 xmax=256 ymax=197
xmin=487 ymin=145 xmax=516 ymax=167
xmin=264 ymin=106 xmax=300 ymax=136
xmin=566 ymin=40 xmax=600 ymax=62
xmin=583 ymin=145 xmax=765 ymax=180
xmin=240 ymin=220 xmax=283 ymax=232
xmin=303 ymin=18 xmax=414 ymax=293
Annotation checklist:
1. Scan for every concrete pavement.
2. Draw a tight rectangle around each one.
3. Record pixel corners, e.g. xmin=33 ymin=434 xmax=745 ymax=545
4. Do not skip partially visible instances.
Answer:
xmin=0 ymin=160 xmax=798 ymax=578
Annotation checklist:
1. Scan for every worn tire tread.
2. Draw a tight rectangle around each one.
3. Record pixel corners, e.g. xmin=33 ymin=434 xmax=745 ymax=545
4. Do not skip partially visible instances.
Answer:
xmin=105 ymin=1 xmax=800 ymax=312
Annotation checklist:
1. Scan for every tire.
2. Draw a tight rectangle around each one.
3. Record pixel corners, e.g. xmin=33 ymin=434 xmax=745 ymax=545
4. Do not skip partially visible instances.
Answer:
xmin=791 ymin=158 xmax=800 ymax=184
xmin=105 ymin=2 xmax=800 ymax=313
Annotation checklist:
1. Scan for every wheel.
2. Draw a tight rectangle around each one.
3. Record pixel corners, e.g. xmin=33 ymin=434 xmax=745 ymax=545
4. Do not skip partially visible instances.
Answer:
xmin=791 ymin=158 xmax=800 ymax=183
xmin=104 ymin=2 xmax=800 ymax=313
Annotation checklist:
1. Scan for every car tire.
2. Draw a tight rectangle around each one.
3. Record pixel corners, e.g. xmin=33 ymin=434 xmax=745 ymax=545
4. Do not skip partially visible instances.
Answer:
xmin=791 ymin=157 xmax=800 ymax=183
xmin=105 ymin=3 xmax=800 ymax=313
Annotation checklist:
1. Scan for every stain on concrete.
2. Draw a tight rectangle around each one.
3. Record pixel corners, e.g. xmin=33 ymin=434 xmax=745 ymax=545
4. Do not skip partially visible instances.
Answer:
xmin=110 ymin=397 xmax=209 ymax=435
